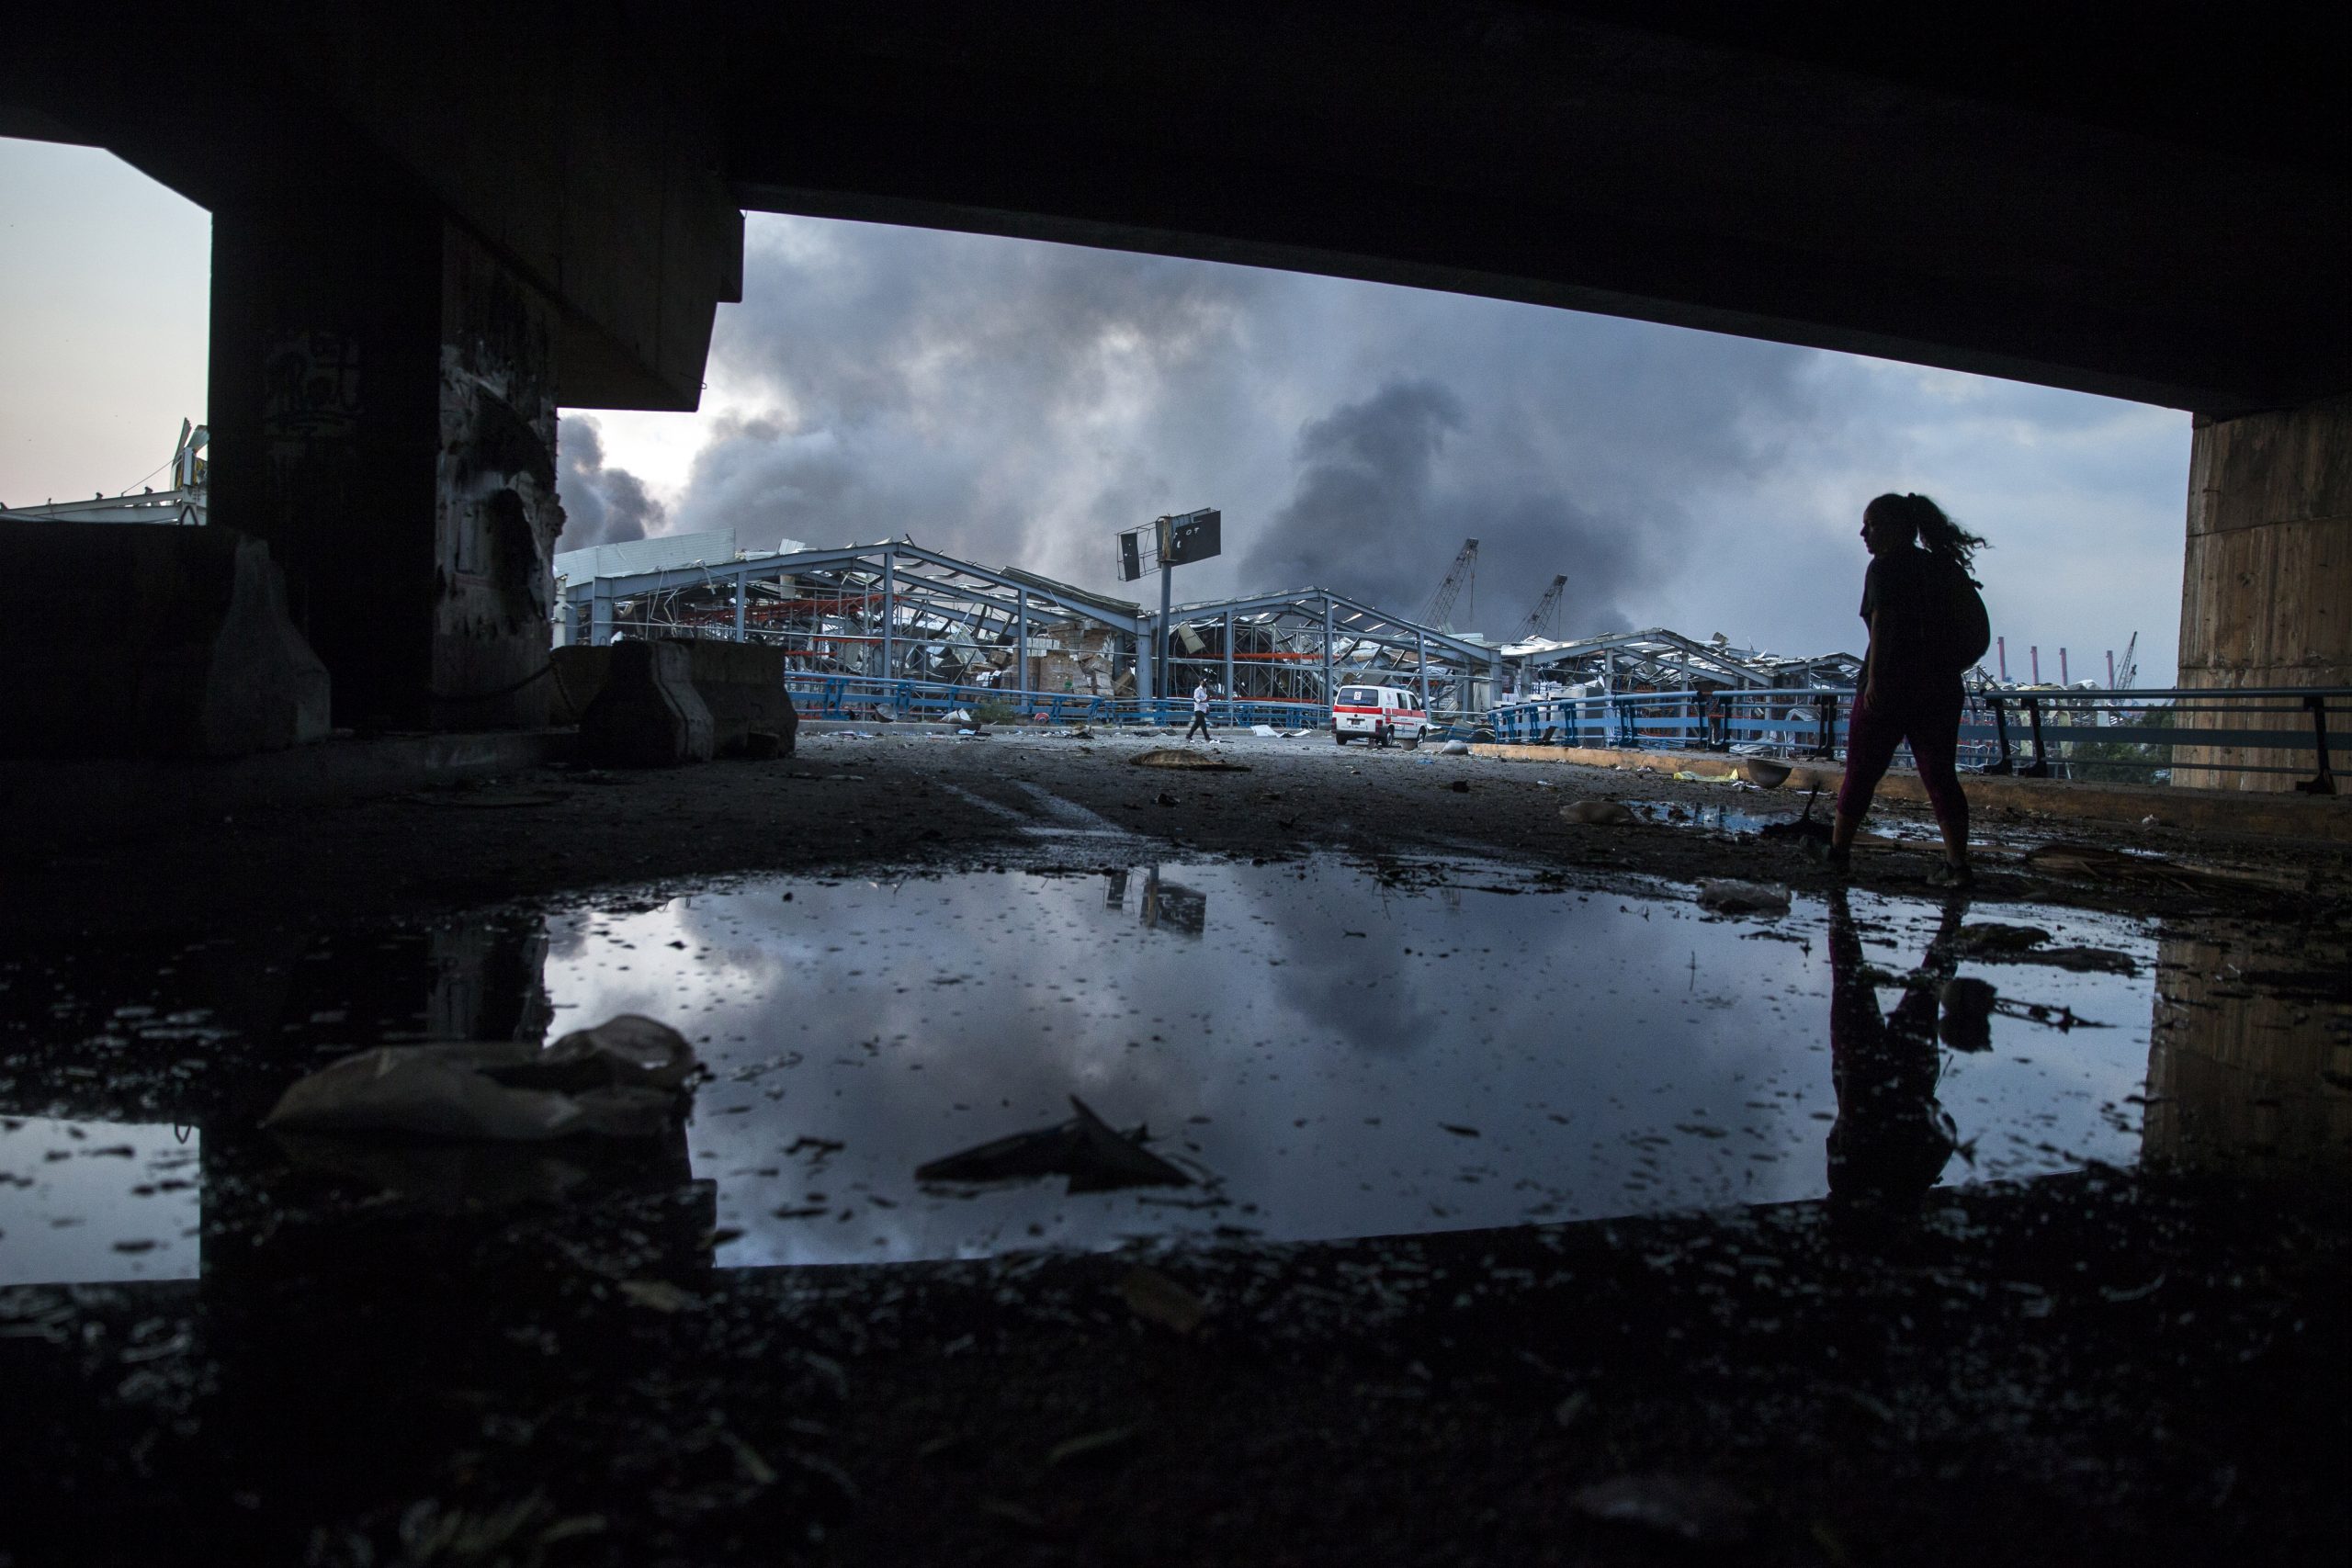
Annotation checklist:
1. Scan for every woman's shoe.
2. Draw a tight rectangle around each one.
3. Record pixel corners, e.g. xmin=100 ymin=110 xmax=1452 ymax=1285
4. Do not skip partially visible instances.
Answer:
xmin=1804 ymin=839 xmax=1850 ymax=876
xmin=1926 ymin=859 xmax=1973 ymax=889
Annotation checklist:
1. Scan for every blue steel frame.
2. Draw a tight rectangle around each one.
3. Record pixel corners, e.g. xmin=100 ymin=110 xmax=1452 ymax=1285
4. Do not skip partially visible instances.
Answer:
xmin=1487 ymin=685 xmax=2350 ymax=788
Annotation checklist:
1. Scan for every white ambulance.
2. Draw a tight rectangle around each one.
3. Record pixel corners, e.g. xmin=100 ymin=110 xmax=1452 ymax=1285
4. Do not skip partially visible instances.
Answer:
xmin=1331 ymin=683 xmax=1430 ymax=747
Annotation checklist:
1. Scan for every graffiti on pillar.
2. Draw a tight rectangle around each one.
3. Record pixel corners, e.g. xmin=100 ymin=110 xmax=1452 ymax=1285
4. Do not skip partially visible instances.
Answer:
xmin=261 ymin=333 xmax=363 ymax=442
xmin=431 ymin=225 xmax=562 ymax=725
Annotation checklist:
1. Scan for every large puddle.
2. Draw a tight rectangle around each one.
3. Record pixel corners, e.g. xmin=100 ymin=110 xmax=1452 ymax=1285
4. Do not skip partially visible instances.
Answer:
xmin=547 ymin=862 xmax=2156 ymax=1266
xmin=6 ymin=853 xmax=2341 ymax=1286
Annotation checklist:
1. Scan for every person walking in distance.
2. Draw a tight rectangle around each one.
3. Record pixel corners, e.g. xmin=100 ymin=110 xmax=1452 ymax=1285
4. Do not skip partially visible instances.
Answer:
xmin=1185 ymin=678 xmax=1214 ymax=742
xmin=1816 ymin=492 xmax=1991 ymax=888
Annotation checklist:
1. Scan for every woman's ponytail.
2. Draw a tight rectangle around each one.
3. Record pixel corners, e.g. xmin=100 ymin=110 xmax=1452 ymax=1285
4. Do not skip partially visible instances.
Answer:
xmin=1871 ymin=492 xmax=1988 ymax=582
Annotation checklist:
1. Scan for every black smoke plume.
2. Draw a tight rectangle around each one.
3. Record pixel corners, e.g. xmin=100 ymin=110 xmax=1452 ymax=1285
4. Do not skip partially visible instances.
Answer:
xmin=555 ymin=414 xmax=663 ymax=550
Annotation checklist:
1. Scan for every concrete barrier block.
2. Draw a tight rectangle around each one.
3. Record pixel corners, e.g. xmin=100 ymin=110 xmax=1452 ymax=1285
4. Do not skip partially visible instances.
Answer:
xmin=0 ymin=521 xmax=331 ymax=759
xmin=684 ymin=639 xmax=798 ymax=758
xmin=579 ymin=640 xmax=714 ymax=766
xmin=549 ymin=645 xmax=613 ymax=723
xmin=556 ymin=640 xmax=797 ymax=759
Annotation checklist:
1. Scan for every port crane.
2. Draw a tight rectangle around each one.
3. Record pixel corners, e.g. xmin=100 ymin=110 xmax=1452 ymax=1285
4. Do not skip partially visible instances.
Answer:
xmin=1511 ymin=574 xmax=1568 ymax=641
xmin=1419 ymin=537 xmax=1479 ymax=631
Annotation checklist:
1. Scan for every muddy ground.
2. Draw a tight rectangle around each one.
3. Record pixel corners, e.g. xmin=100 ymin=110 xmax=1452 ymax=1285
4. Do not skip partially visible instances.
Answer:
xmin=8 ymin=725 xmax=2345 ymax=933
xmin=4 ymin=728 xmax=2349 ymax=1566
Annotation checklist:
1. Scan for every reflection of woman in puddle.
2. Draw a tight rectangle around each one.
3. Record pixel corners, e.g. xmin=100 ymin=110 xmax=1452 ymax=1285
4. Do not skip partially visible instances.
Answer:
xmin=1826 ymin=886 xmax=1968 ymax=1218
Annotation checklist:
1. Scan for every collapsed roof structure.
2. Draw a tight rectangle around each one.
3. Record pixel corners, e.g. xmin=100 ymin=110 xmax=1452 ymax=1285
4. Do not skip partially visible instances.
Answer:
xmin=1501 ymin=627 xmax=1863 ymax=697
xmin=552 ymin=536 xmax=1862 ymax=715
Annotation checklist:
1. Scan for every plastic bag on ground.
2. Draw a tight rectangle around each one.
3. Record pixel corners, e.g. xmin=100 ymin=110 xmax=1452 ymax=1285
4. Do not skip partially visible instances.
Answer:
xmin=1695 ymin=879 xmax=1792 ymax=915
xmin=262 ymin=1014 xmax=696 ymax=1141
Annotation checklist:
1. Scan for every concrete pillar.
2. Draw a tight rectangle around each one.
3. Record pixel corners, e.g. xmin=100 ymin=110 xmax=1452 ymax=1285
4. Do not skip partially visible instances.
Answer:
xmin=209 ymin=206 xmax=560 ymax=730
xmin=2143 ymin=930 xmax=2352 ymax=1183
xmin=2175 ymin=392 xmax=2352 ymax=790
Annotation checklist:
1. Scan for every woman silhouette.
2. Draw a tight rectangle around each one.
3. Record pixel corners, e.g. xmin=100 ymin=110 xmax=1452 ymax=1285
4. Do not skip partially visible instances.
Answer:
xmin=1820 ymin=493 xmax=1989 ymax=888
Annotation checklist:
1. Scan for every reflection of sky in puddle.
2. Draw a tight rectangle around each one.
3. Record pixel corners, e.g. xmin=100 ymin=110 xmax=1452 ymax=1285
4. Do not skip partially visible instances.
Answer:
xmin=1623 ymin=797 xmax=1941 ymax=841
xmin=0 ymin=1118 xmax=201 ymax=1284
xmin=544 ymin=860 xmax=2159 ymax=1268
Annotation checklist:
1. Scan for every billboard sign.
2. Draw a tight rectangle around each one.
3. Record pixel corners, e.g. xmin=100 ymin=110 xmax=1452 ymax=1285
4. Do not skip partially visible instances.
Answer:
xmin=1160 ymin=507 xmax=1221 ymax=567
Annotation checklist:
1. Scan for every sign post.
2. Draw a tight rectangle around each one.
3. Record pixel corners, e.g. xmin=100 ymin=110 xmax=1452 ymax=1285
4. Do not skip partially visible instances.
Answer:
xmin=1117 ymin=508 xmax=1220 ymax=710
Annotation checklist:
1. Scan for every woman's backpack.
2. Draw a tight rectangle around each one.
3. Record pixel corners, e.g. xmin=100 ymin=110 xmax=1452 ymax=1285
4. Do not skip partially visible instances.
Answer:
xmin=1938 ymin=560 xmax=1992 ymax=674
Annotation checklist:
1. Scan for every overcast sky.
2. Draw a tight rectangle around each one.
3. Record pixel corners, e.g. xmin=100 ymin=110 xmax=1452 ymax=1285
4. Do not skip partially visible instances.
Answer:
xmin=3 ymin=136 xmax=2189 ymax=682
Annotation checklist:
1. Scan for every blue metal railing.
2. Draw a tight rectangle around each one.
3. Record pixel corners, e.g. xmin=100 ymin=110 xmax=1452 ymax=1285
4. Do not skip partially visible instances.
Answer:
xmin=747 ymin=667 xmax=2352 ymax=792
xmin=779 ymin=673 xmax=1340 ymax=734
xmin=1486 ymin=685 xmax=2350 ymax=791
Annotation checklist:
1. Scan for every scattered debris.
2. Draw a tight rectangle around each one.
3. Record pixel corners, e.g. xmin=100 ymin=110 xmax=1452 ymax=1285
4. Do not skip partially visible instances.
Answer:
xmin=1696 ymin=879 xmax=1792 ymax=916
xmin=1250 ymin=724 xmax=1283 ymax=737
xmin=1449 ymin=780 xmax=1471 ymax=793
xmin=978 ymin=1498 xmax=1057 ymax=1534
xmin=377 ymin=1496 xmax=606 ymax=1566
xmin=1439 ymin=1122 xmax=1481 ymax=1137
xmin=617 ymin=1279 xmax=698 ymax=1314
xmin=1758 ymin=785 xmax=1833 ymax=844
xmin=402 ymin=789 xmax=571 ymax=808
xmin=1561 ymin=800 xmax=1634 ymax=825
xmin=1129 ymin=748 xmax=1249 ymax=771
xmin=2024 ymin=840 xmax=2141 ymax=878
xmin=1939 ymin=976 xmax=1996 ymax=1052
xmin=1046 ymin=1425 xmax=1139 ymax=1467
xmin=1441 ymin=739 xmax=1472 ymax=755
xmin=1568 ymin=1472 xmax=1758 ymax=1546
xmin=1739 ymin=756 xmax=1792 ymax=788
xmin=1952 ymin=923 xmax=2049 ymax=955
xmin=1954 ymin=923 xmax=2137 ymax=975
xmin=917 ymin=1095 xmax=1194 ymax=1192
xmin=261 ymin=1015 xmax=695 ymax=1141
xmin=1119 ymin=1265 xmax=1209 ymax=1334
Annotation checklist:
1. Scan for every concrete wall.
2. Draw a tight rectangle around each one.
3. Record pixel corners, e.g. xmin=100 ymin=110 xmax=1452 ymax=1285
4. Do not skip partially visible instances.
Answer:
xmin=2143 ymin=932 xmax=2352 ymax=1184
xmin=2175 ymin=393 xmax=2352 ymax=790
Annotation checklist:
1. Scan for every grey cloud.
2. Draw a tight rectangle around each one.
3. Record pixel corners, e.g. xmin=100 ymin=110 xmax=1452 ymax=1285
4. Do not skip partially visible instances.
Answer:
xmin=555 ymin=414 xmax=663 ymax=550
xmin=651 ymin=218 xmax=1933 ymax=645
xmin=672 ymin=222 xmax=1273 ymax=579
